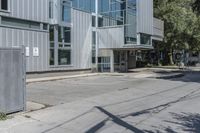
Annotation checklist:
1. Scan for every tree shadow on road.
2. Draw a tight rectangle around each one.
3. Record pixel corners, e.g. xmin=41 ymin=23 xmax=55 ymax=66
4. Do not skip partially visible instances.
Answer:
xmin=164 ymin=112 xmax=200 ymax=133
xmin=160 ymin=71 xmax=200 ymax=83
xmin=144 ymin=112 xmax=200 ymax=133
xmin=85 ymin=106 xmax=200 ymax=133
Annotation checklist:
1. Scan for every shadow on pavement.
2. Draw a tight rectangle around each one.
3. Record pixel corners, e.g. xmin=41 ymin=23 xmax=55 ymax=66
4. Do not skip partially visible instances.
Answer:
xmin=86 ymin=106 xmax=145 ymax=133
xmin=85 ymin=106 xmax=200 ymax=133
xmin=159 ymin=71 xmax=200 ymax=83
xmin=165 ymin=112 xmax=200 ymax=133
xmin=144 ymin=112 xmax=200 ymax=133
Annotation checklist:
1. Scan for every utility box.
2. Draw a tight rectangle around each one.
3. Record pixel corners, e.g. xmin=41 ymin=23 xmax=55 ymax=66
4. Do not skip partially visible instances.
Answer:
xmin=0 ymin=47 xmax=26 ymax=114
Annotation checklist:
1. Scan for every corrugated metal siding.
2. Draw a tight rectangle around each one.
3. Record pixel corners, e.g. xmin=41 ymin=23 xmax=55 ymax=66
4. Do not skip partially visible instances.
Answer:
xmin=71 ymin=9 xmax=92 ymax=69
xmin=137 ymin=0 xmax=153 ymax=35
xmin=8 ymin=0 xmax=48 ymax=23
xmin=0 ymin=27 xmax=49 ymax=72
xmin=98 ymin=26 xmax=124 ymax=49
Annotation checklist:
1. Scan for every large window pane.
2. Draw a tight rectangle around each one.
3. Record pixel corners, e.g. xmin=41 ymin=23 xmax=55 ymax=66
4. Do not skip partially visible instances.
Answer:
xmin=58 ymin=26 xmax=62 ymax=42
xmin=50 ymin=49 xmax=55 ymax=65
xmin=140 ymin=34 xmax=151 ymax=45
xmin=62 ymin=1 xmax=71 ymax=22
xmin=50 ymin=27 xmax=54 ymax=43
xmin=64 ymin=27 xmax=71 ymax=43
xmin=58 ymin=49 xmax=71 ymax=65
xmin=49 ymin=1 xmax=53 ymax=19
xmin=1 ymin=0 xmax=8 ymax=10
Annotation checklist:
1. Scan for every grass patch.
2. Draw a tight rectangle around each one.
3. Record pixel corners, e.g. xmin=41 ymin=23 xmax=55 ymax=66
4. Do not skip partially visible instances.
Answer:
xmin=0 ymin=112 xmax=7 ymax=121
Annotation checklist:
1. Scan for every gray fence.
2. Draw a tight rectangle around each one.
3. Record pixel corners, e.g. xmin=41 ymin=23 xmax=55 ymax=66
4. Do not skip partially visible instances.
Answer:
xmin=0 ymin=47 xmax=26 ymax=114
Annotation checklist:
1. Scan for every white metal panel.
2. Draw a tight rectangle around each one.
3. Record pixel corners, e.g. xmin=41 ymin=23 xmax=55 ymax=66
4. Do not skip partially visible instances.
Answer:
xmin=71 ymin=9 xmax=92 ymax=69
xmin=137 ymin=0 xmax=153 ymax=35
xmin=98 ymin=26 xmax=124 ymax=49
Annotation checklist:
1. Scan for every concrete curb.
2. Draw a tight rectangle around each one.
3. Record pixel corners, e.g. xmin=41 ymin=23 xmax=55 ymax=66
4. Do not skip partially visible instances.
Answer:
xmin=26 ymin=73 xmax=124 ymax=84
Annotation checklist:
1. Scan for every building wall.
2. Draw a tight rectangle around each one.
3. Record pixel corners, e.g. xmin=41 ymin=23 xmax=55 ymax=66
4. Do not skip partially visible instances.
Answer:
xmin=0 ymin=27 xmax=49 ymax=72
xmin=47 ymin=9 xmax=93 ymax=71
xmin=0 ymin=7 xmax=93 ymax=72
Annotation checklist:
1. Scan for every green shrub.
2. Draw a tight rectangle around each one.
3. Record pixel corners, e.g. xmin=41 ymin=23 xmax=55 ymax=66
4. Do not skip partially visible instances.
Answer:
xmin=0 ymin=112 xmax=7 ymax=121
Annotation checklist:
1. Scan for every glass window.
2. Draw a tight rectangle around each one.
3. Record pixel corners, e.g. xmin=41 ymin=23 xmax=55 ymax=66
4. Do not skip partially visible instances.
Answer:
xmin=50 ymin=26 xmax=54 ymax=41
xmin=49 ymin=25 xmax=55 ymax=66
xmin=140 ymin=34 xmax=151 ymax=45
xmin=43 ymin=24 xmax=48 ymax=30
xmin=92 ymin=16 xmax=96 ymax=27
xmin=58 ymin=49 xmax=71 ymax=65
xmin=49 ymin=1 xmax=53 ymax=19
xmin=50 ymin=49 xmax=55 ymax=65
xmin=92 ymin=31 xmax=96 ymax=64
xmin=58 ymin=26 xmax=71 ymax=44
xmin=92 ymin=31 xmax=96 ymax=45
xmin=72 ymin=0 xmax=95 ymax=13
xmin=98 ymin=17 xmax=103 ymax=27
xmin=1 ymin=17 xmax=41 ymax=30
xmin=58 ymin=26 xmax=62 ymax=42
xmin=61 ymin=1 xmax=71 ymax=22
xmin=64 ymin=27 xmax=71 ymax=43
xmin=1 ymin=0 xmax=8 ymax=10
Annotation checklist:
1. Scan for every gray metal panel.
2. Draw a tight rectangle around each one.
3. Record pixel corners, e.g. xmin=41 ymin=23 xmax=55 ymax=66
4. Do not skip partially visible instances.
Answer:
xmin=0 ymin=47 xmax=25 ymax=114
xmin=1 ymin=0 xmax=49 ymax=23
xmin=137 ymin=0 xmax=153 ymax=35
xmin=98 ymin=26 xmax=124 ymax=49
xmin=153 ymin=18 xmax=164 ymax=39
xmin=71 ymin=9 xmax=92 ymax=69
xmin=0 ymin=27 xmax=49 ymax=72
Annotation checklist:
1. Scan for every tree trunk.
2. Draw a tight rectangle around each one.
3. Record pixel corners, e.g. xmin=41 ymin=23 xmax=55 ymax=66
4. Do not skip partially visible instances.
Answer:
xmin=168 ymin=49 xmax=174 ymax=65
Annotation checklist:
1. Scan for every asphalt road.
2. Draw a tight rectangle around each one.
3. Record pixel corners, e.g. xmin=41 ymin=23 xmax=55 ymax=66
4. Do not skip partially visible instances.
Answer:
xmin=24 ymin=72 xmax=200 ymax=133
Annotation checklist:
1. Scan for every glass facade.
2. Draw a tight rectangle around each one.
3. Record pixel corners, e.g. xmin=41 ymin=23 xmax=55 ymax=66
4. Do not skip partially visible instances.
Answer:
xmin=61 ymin=1 xmax=71 ymax=23
xmin=98 ymin=0 xmax=125 ymax=27
xmin=72 ymin=0 xmax=95 ymax=12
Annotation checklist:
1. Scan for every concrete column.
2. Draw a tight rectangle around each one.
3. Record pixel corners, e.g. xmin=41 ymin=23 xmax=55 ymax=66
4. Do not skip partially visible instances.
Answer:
xmin=110 ymin=50 xmax=114 ymax=73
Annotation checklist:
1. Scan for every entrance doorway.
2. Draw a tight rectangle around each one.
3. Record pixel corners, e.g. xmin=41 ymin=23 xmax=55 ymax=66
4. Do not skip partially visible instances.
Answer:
xmin=114 ymin=51 xmax=128 ymax=72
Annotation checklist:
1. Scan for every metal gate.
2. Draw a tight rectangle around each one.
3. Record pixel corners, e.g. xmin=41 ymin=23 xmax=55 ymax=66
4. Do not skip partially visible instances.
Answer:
xmin=0 ymin=47 xmax=26 ymax=114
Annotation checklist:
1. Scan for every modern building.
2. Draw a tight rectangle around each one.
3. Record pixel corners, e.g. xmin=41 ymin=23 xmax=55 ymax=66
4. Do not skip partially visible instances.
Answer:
xmin=0 ymin=0 xmax=164 ymax=72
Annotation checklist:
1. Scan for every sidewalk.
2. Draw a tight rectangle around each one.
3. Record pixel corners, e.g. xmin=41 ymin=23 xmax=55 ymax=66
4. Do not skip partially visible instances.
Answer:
xmin=26 ymin=68 xmax=185 ymax=84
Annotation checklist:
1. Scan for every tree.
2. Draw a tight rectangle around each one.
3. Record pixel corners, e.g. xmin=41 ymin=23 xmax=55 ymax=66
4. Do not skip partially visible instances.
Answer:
xmin=154 ymin=0 xmax=200 ymax=65
xmin=193 ymin=0 xmax=200 ymax=14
